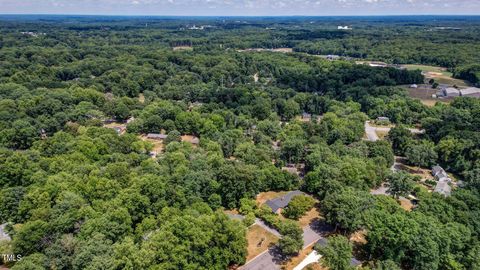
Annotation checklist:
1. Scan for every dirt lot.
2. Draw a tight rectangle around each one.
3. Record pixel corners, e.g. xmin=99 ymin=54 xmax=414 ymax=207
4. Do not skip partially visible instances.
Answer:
xmin=246 ymin=224 xmax=279 ymax=261
xmin=173 ymin=46 xmax=193 ymax=51
xmin=403 ymin=64 xmax=470 ymax=87
xmin=406 ymin=86 xmax=451 ymax=107
xmin=297 ymin=203 xmax=322 ymax=228
xmin=138 ymin=135 xmax=164 ymax=153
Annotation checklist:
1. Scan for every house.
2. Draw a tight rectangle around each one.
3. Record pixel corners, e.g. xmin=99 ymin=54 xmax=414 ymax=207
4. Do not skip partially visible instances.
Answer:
xmin=431 ymin=165 xmax=444 ymax=177
xmin=432 ymin=165 xmax=451 ymax=182
xmin=282 ymin=166 xmax=299 ymax=176
xmin=301 ymin=113 xmax=312 ymax=122
xmin=147 ymin=133 xmax=168 ymax=140
xmin=460 ymin=87 xmax=480 ymax=98
xmin=265 ymin=190 xmax=304 ymax=214
xmin=112 ymin=126 xmax=126 ymax=135
xmin=376 ymin=116 xmax=390 ymax=122
xmin=431 ymin=165 xmax=452 ymax=197
xmin=442 ymin=87 xmax=460 ymax=97
xmin=434 ymin=180 xmax=452 ymax=197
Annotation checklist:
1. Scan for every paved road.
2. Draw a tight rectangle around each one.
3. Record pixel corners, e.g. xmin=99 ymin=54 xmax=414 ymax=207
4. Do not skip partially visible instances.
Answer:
xmin=241 ymin=220 xmax=333 ymax=270
xmin=364 ymin=121 xmax=425 ymax=142
xmin=256 ymin=218 xmax=282 ymax=238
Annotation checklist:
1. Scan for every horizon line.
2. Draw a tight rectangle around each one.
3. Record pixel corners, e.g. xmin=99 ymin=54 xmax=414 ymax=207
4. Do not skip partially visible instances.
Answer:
xmin=1 ymin=13 xmax=480 ymax=17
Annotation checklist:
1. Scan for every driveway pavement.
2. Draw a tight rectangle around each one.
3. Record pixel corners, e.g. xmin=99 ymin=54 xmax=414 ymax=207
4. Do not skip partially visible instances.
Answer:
xmin=240 ymin=220 xmax=333 ymax=270
xmin=364 ymin=121 xmax=425 ymax=142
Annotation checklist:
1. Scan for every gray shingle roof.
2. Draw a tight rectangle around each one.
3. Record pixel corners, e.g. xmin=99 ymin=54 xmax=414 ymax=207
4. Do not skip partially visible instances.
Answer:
xmin=265 ymin=190 xmax=304 ymax=212
xmin=434 ymin=180 xmax=452 ymax=197
xmin=432 ymin=165 xmax=444 ymax=176
xmin=147 ymin=133 xmax=168 ymax=140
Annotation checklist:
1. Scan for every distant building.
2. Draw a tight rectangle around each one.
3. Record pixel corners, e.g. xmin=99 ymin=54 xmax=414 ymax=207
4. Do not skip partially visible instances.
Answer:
xmin=282 ymin=166 xmax=299 ymax=176
xmin=0 ymin=223 xmax=11 ymax=241
xmin=434 ymin=180 xmax=452 ymax=197
xmin=410 ymin=84 xmax=418 ymax=88
xmin=460 ymin=87 xmax=480 ymax=98
xmin=265 ymin=190 xmax=304 ymax=214
xmin=442 ymin=87 xmax=460 ymax=97
xmin=376 ymin=116 xmax=390 ymax=122
xmin=181 ymin=135 xmax=200 ymax=145
xmin=147 ymin=133 xmax=168 ymax=140
xmin=431 ymin=165 xmax=452 ymax=197
xmin=337 ymin=26 xmax=352 ymax=30
xmin=301 ymin=112 xmax=312 ymax=122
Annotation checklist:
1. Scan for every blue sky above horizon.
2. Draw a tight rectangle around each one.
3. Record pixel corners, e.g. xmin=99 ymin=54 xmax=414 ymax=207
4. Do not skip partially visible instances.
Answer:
xmin=1 ymin=0 xmax=480 ymax=16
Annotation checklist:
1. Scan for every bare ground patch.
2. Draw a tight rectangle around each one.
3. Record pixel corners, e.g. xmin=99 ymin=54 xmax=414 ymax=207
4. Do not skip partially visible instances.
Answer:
xmin=246 ymin=224 xmax=279 ymax=261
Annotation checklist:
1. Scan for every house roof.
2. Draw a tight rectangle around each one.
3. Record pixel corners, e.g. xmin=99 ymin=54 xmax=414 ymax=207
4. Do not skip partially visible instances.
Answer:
xmin=444 ymin=87 xmax=460 ymax=95
xmin=435 ymin=171 xmax=448 ymax=180
xmin=432 ymin=165 xmax=444 ymax=176
xmin=350 ymin=258 xmax=362 ymax=267
xmin=434 ymin=180 xmax=452 ymax=197
xmin=265 ymin=190 xmax=304 ymax=212
xmin=147 ymin=133 xmax=168 ymax=139
xmin=460 ymin=87 xmax=480 ymax=96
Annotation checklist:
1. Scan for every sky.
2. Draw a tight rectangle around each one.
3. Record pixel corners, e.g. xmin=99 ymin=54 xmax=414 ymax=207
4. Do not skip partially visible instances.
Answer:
xmin=1 ymin=0 xmax=480 ymax=16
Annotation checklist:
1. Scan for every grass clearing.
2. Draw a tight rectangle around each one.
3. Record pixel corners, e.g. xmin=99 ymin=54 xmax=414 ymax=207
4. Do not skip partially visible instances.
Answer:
xmin=138 ymin=135 xmax=164 ymax=153
xmin=246 ymin=224 xmax=279 ymax=261
xmin=403 ymin=64 xmax=452 ymax=76
xmin=297 ymin=203 xmax=322 ymax=228
xmin=173 ymin=46 xmax=193 ymax=51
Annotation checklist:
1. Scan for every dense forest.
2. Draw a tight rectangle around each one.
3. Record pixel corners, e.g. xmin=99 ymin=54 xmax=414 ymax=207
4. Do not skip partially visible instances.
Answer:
xmin=0 ymin=16 xmax=479 ymax=270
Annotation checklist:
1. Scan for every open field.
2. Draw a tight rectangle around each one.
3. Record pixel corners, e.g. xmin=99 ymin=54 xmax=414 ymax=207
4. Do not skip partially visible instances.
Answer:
xmin=173 ymin=46 xmax=193 ymax=51
xmin=403 ymin=64 xmax=470 ymax=87
xmin=246 ymin=224 xmax=279 ymax=261
xmin=403 ymin=64 xmax=452 ymax=76
xmin=297 ymin=203 xmax=322 ymax=228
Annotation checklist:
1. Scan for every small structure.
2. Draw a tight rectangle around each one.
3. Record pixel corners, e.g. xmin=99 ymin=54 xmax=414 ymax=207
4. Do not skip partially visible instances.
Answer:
xmin=0 ymin=223 xmax=11 ymax=241
xmin=337 ymin=26 xmax=352 ymax=30
xmin=282 ymin=166 xmax=299 ymax=176
xmin=442 ymin=87 xmax=460 ymax=97
xmin=301 ymin=112 xmax=312 ymax=122
xmin=410 ymin=84 xmax=418 ymax=88
xmin=434 ymin=180 xmax=452 ymax=197
xmin=265 ymin=190 xmax=304 ymax=214
xmin=432 ymin=165 xmax=444 ymax=177
xmin=376 ymin=116 xmax=390 ymax=122
xmin=460 ymin=87 xmax=480 ymax=98
xmin=40 ymin=129 xmax=48 ymax=139
xmin=181 ymin=135 xmax=200 ymax=145
xmin=431 ymin=165 xmax=452 ymax=197
xmin=147 ymin=133 xmax=168 ymax=140
xmin=112 ymin=126 xmax=126 ymax=135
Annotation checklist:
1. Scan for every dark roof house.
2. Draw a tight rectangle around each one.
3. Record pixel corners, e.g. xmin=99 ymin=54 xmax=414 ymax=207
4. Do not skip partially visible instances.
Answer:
xmin=265 ymin=190 xmax=304 ymax=213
